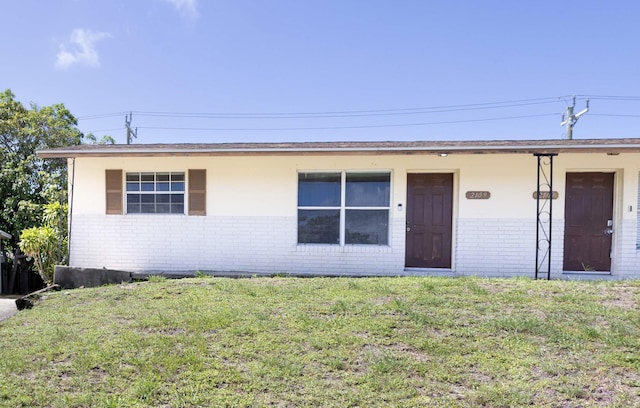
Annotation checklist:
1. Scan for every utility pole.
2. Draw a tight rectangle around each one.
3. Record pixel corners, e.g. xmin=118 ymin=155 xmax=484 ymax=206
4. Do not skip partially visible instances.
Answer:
xmin=560 ymin=96 xmax=589 ymax=139
xmin=125 ymin=112 xmax=138 ymax=144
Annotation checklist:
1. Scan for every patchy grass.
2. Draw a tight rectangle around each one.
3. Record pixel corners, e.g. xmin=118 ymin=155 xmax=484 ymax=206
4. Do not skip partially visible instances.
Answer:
xmin=1 ymin=276 xmax=640 ymax=407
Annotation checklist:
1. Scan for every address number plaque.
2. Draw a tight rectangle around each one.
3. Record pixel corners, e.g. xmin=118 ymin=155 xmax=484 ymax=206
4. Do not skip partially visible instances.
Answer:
xmin=465 ymin=191 xmax=491 ymax=200
xmin=532 ymin=191 xmax=559 ymax=200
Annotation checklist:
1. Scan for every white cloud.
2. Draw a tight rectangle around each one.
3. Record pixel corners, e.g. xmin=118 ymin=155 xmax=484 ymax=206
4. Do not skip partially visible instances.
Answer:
xmin=164 ymin=0 xmax=199 ymax=20
xmin=55 ymin=29 xmax=112 ymax=70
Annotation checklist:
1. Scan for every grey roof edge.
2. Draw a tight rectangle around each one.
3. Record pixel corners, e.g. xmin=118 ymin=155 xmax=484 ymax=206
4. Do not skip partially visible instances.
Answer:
xmin=0 ymin=230 xmax=11 ymax=240
xmin=37 ymin=138 xmax=640 ymax=158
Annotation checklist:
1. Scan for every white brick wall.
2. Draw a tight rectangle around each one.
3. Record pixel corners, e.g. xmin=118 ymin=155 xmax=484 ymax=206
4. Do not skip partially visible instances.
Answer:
xmin=70 ymin=214 xmax=406 ymax=276
xmin=457 ymin=218 xmax=530 ymax=277
xmin=70 ymin=214 xmax=640 ymax=278
xmin=611 ymin=218 xmax=640 ymax=277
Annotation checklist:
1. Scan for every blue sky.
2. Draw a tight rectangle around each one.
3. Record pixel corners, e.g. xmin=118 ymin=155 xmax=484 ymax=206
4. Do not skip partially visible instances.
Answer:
xmin=2 ymin=0 xmax=640 ymax=144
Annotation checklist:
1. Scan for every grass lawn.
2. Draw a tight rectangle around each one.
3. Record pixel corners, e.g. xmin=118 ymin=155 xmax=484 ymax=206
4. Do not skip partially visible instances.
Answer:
xmin=0 ymin=276 xmax=639 ymax=407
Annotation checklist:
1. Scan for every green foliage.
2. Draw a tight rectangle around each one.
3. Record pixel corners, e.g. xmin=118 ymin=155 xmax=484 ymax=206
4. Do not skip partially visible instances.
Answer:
xmin=18 ymin=226 xmax=57 ymax=283
xmin=18 ymin=202 xmax=68 ymax=283
xmin=0 ymin=89 xmax=83 ymax=253
xmin=84 ymin=133 xmax=116 ymax=145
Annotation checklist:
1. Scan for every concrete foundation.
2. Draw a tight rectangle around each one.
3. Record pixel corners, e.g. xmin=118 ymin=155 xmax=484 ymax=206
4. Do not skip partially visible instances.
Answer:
xmin=54 ymin=266 xmax=132 ymax=289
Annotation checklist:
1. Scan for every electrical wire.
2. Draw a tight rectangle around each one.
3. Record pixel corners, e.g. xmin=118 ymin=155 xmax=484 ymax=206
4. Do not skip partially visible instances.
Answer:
xmin=84 ymin=127 xmax=123 ymax=133
xmin=77 ymin=97 xmax=568 ymax=121
xmin=78 ymin=112 xmax=129 ymax=120
xmin=131 ymin=101 xmax=561 ymax=119
xmin=136 ymin=113 xmax=558 ymax=131
xmin=76 ymin=95 xmax=640 ymax=135
xmin=76 ymin=95 xmax=640 ymax=122
xmin=577 ymin=95 xmax=640 ymax=101
xmin=590 ymin=113 xmax=640 ymax=117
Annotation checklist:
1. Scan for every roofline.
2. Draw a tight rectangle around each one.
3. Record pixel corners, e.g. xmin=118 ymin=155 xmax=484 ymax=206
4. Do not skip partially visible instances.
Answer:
xmin=0 ymin=230 xmax=11 ymax=240
xmin=37 ymin=140 xmax=640 ymax=158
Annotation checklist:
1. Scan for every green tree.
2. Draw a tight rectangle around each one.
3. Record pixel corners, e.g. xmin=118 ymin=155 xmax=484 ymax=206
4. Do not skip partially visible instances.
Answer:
xmin=85 ymin=133 xmax=116 ymax=145
xmin=0 ymin=89 xmax=84 ymax=254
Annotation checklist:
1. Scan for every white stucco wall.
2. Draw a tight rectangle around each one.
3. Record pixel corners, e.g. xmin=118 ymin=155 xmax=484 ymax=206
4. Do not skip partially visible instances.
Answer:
xmin=66 ymin=152 xmax=640 ymax=278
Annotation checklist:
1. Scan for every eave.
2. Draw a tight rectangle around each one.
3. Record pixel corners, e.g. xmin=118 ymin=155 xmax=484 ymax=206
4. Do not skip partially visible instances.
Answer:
xmin=37 ymin=138 xmax=640 ymax=158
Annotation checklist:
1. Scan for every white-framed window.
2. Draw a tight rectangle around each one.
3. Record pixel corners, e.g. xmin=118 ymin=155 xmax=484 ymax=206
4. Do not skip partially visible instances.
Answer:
xmin=125 ymin=172 xmax=185 ymax=214
xmin=297 ymin=171 xmax=391 ymax=245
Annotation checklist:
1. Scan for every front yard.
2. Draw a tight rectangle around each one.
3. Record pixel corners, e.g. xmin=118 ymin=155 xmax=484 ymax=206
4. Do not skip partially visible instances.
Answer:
xmin=0 ymin=276 xmax=639 ymax=407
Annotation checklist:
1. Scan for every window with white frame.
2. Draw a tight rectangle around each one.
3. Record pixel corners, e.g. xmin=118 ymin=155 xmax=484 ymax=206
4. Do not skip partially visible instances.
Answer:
xmin=126 ymin=172 xmax=185 ymax=214
xmin=297 ymin=171 xmax=390 ymax=245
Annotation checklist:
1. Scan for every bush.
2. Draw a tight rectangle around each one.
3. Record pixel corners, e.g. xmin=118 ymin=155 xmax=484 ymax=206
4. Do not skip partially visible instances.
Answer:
xmin=18 ymin=202 xmax=68 ymax=284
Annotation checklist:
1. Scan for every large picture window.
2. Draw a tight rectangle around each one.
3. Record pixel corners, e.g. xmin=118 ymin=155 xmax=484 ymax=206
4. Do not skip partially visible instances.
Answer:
xmin=298 ymin=172 xmax=390 ymax=245
xmin=126 ymin=172 xmax=185 ymax=214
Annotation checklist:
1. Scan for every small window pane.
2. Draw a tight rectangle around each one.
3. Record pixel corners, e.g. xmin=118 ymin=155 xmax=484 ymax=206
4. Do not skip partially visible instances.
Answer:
xmin=126 ymin=182 xmax=139 ymax=192
xmin=141 ymin=173 xmax=154 ymax=182
xmin=127 ymin=202 xmax=141 ymax=213
xmin=141 ymin=204 xmax=155 ymax=213
xmin=171 ymin=182 xmax=185 ymax=192
xmin=346 ymin=173 xmax=390 ymax=207
xmin=127 ymin=194 xmax=141 ymax=204
xmin=126 ymin=173 xmax=140 ymax=182
xmin=156 ymin=204 xmax=170 ymax=213
xmin=141 ymin=182 xmax=154 ymax=192
xmin=171 ymin=204 xmax=184 ymax=214
xmin=298 ymin=173 xmax=341 ymax=207
xmin=171 ymin=194 xmax=184 ymax=204
xmin=141 ymin=195 xmax=154 ymax=204
xmin=156 ymin=194 xmax=170 ymax=204
xmin=156 ymin=173 xmax=170 ymax=182
xmin=157 ymin=182 xmax=170 ymax=191
xmin=298 ymin=209 xmax=340 ymax=244
xmin=345 ymin=210 xmax=389 ymax=245
xmin=171 ymin=173 xmax=185 ymax=182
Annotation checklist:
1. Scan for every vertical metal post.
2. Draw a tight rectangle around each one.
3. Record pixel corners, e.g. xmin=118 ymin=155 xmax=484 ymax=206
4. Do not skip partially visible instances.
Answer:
xmin=535 ymin=155 xmax=541 ymax=280
xmin=547 ymin=155 xmax=554 ymax=280
xmin=534 ymin=153 xmax=557 ymax=280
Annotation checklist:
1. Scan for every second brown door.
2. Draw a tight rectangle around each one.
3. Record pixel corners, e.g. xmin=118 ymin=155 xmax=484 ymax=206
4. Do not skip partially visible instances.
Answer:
xmin=405 ymin=173 xmax=453 ymax=268
xmin=563 ymin=172 xmax=614 ymax=271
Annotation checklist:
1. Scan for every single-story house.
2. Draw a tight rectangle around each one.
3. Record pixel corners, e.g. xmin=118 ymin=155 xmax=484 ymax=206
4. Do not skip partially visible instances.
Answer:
xmin=38 ymin=138 xmax=640 ymax=279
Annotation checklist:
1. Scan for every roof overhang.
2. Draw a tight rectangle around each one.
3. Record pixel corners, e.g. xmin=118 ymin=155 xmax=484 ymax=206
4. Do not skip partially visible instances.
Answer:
xmin=37 ymin=138 xmax=640 ymax=158
xmin=0 ymin=230 xmax=11 ymax=240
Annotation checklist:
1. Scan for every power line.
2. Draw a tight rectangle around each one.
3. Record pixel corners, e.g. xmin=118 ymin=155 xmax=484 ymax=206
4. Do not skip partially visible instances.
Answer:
xmin=133 ymin=98 xmax=565 ymax=117
xmin=84 ymin=127 xmax=122 ymax=133
xmin=137 ymin=113 xmax=558 ymax=131
xmin=131 ymin=100 xmax=562 ymax=120
xmin=590 ymin=113 xmax=640 ymax=117
xmin=78 ymin=112 xmax=128 ymax=120
xmin=577 ymin=95 xmax=640 ymax=101
xmin=75 ymin=95 xmax=640 ymax=122
xmin=76 ymin=97 xmax=568 ymax=121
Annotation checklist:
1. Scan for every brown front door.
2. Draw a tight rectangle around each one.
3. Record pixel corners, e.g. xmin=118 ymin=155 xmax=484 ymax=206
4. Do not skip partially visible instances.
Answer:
xmin=563 ymin=172 xmax=614 ymax=271
xmin=405 ymin=173 xmax=453 ymax=268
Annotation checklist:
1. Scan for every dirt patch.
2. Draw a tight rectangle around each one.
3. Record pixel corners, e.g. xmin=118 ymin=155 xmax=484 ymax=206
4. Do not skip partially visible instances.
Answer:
xmin=601 ymin=285 xmax=638 ymax=310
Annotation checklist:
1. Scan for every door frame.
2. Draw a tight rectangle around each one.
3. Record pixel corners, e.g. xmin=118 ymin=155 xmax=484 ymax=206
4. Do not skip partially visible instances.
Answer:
xmin=404 ymin=170 xmax=458 ymax=270
xmin=561 ymin=169 xmax=620 ymax=274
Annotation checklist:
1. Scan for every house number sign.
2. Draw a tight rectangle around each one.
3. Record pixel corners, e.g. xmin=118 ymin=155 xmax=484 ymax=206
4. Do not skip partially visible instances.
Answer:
xmin=465 ymin=191 xmax=491 ymax=199
xmin=532 ymin=191 xmax=559 ymax=200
